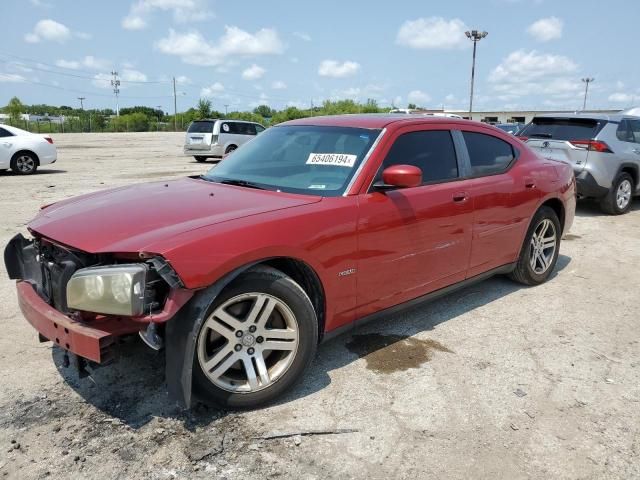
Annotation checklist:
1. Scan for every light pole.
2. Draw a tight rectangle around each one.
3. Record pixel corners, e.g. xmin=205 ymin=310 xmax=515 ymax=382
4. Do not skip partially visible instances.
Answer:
xmin=582 ymin=78 xmax=594 ymax=110
xmin=224 ymin=104 xmax=229 ymax=116
xmin=156 ymin=105 xmax=162 ymax=132
xmin=465 ymin=30 xmax=488 ymax=119
xmin=77 ymin=97 xmax=85 ymax=133
xmin=111 ymin=71 xmax=120 ymax=116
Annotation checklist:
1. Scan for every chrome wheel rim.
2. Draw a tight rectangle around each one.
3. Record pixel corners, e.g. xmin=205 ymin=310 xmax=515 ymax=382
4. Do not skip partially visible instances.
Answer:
xmin=16 ymin=155 xmax=35 ymax=173
xmin=197 ymin=293 xmax=299 ymax=393
xmin=616 ymin=179 xmax=632 ymax=209
xmin=529 ymin=219 xmax=557 ymax=275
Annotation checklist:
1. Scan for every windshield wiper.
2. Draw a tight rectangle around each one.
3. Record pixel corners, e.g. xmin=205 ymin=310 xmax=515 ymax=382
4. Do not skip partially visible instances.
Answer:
xmin=529 ymin=133 xmax=553 ymax=138
xmin=218 ymin=178 xmax=267 ymax=190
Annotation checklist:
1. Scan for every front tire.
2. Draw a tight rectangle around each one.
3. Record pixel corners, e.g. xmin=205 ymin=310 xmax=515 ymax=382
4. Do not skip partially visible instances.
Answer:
xmin=194 ymin=156 xmax=208 ymax=163
xmin=600 ymin=172 xmax=634 ymax=215
xmin=192 ymin=267 xmax=318 ymax=409
xmin=509 ymin=206 xmax=561 ymax=286
xmin=10 ymin=152 xmax=38 ymax=175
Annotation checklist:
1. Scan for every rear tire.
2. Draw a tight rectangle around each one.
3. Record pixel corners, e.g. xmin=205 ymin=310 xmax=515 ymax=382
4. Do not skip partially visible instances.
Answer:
xmin=225 ymin=145 xmax=237 ymax=155
xmin=10 ymin=152 xmax=38 ymax=175
xmin=194 ymin=156 xmax=207 ymax=163
xmin=192 ymin=266 xmax=318 ymax=409
xmin=509 ymin=206 xmax=561 ymax=286
xmin=600 ymin=172 xmax=634 ymax=215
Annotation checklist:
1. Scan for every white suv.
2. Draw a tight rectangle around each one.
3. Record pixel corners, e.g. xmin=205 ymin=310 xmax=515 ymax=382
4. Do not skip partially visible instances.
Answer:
xmin=184 ymin=119 xmax=265 ymax=162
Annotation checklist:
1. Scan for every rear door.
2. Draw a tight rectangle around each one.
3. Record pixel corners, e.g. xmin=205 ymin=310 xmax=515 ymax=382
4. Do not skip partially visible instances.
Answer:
xmin=356 ymin=127 xmax=473 ymax=317
xmin=520 ymin=117 xmax=606 ymax=171
xmin=613 ymin=119 xmax=640 ymax=192
xmin=186 ymin=120 xmax=215 ymax=150
xmin=460 ymin=129 xmax=540 ymax=277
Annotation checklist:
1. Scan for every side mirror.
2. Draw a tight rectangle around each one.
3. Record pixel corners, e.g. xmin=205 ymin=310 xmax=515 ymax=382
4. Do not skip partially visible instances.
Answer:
xmin=374 ymin=164 xmax=422 ymax=190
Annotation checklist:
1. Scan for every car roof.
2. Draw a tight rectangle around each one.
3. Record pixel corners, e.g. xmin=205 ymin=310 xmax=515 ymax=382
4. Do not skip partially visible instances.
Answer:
xmin=193 ymin=118 xmax=260 ymax=124
xmin=279 ymin=113 xmax=486 ymax=130
xmin=532 ymin=112 xmax=638 ymax=121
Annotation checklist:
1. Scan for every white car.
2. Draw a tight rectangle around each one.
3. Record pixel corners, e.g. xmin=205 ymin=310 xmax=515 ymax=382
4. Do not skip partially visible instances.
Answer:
xmin=0 ymin=125 xmax=57 ymax=175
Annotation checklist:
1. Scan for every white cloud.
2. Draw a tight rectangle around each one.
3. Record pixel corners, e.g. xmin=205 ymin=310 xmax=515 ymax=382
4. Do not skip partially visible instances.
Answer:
xmin=175 ymin=75 xmax=191 ymax=84
xmin=56 ymin=56 xmax=111 ymax=71
xmin=318 ymin=60 xmax=361 ymax=78
xmin=407 ymin=90 xmax=432 ymax=105
xmin=293 ymin=31 xmax=311 ymax=42
xmin=242 ymin=64 xmax=266 ymax=80
xmin=92 ymin=69 xmax=147 ymax=88
xmin=24 ymin=19 xmax=71 ymax=43
xmin=489 ymin=50 xmax=577 ymax=83
xmin=201 ymin=82 xmax=225 ymax=97
xmin=0 ymin=73 xmax=26 ymax=83
xmin=271 ymin=80 xmax=287 ymax=90
xmin=156 ymin=26 xmax=284 ymax=66
xmin=76 ymin=32 xmax=92 ymax=40
xmin=30 ymin=0 xmax=52 ymax=7
xmin=396 ymin=17 xmax=469 ymax=50
xmin=122 ymin=0 xmax=214 ymax=30
xmin=608 ymin=92 xmax=638 ymax=103
xmin=527 ymin=17 xmax=563 ymax=42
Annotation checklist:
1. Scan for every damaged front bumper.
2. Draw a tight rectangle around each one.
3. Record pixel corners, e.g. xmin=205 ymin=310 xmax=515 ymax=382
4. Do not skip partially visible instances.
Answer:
xmin=4 ymin=233 xmax=193 ymax=366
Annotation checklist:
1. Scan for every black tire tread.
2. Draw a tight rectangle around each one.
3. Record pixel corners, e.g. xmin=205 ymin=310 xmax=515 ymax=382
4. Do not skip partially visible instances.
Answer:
xmin=600 ymin=172 xmax=634 ymax=215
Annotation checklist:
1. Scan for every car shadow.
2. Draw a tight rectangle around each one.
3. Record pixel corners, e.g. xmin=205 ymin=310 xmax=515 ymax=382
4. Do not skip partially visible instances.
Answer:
xmin=0 ymin=169 xmax=68 ymax=176
xmin=575 ymin=197 xmax=640 ymax=217
xmin=53 ymin=255 xmax=571 ymax=429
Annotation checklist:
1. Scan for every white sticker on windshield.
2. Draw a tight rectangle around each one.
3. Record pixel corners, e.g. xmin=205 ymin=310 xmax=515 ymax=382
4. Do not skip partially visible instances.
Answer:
xmin=306 ymin=153 xmax=357 ymax=167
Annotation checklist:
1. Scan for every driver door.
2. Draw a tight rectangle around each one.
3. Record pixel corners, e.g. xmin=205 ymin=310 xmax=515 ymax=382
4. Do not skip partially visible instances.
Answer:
xmin=356 ymin=128 xmax=474 ymax=317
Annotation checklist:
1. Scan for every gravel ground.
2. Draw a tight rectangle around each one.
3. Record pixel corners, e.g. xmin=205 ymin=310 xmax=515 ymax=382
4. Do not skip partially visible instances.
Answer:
xmin=0 ymin=132 xmax=638 ymax=480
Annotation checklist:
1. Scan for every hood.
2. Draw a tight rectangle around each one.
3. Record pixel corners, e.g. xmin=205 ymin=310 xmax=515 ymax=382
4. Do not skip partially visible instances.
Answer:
xmin=29 ymin=177 xmax=321 ymax=253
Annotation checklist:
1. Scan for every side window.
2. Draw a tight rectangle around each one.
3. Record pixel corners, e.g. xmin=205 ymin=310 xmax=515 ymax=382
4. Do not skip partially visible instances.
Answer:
xmin=0 ymin=127 xmax=13 ymax=138
xmin=616 ymin=119 xmax=634 ymax=142
xmin=377 ymin=130 xmax=459 ymax=185
xmin=628 ymin=120 xmax=640 ymax=144
xmin=245 ymin=123 xmax=257 ymax=135
xmin=462 ymin=131 xmax=515 ymax=177
xmin=255 ymin=125 xmax=265 ymax=134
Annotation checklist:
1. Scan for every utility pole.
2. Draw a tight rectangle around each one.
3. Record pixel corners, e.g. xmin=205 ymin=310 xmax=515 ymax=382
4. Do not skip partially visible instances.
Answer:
xmin=111 ymin=71 xmax=120 ymax=116
xmin=156 ymin=105 xmax=162 ymax=132
xmin=172 ymin=76 xmax=178 ymax=131
xmin=465 ymin=30 xmax=488 ymax=119
xmin=582 ymin=78 xmax=594 ymax=110
xmin=224 ymin=104 xmax=229 ymax=116
xmin=77 ymin=97 xmax=86 ymax=133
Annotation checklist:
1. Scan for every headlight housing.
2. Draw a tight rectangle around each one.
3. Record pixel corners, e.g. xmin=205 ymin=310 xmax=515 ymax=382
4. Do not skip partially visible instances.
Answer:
xmin=66 ymin=264 xmax=147 ymax=316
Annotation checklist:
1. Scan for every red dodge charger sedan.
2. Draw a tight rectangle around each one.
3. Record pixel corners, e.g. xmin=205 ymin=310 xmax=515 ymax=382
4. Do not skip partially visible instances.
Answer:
xmin=4 ymin=115 xmax=576 ymax=408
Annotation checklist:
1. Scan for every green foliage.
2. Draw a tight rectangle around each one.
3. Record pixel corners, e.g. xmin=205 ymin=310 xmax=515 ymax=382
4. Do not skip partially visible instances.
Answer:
xmin=7 ymin=97 xmax=24 ymax=121
xmin=253 ymin=105 xmax=276 ymax=118
xmin=109 ymin=112 xmax=150 ymax=132
xmin=407 ymin=103 xmax=417 ymax=109
xmin=119 ymin=106 xmax=164 ymax=118
xmin=226 ymin=111 xmax=266 ymax=124
xmin=196 ymin=98 xmax=212 ymax=119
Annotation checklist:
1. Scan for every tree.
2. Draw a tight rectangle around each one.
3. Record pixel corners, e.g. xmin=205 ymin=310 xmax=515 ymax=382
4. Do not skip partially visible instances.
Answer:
xmin=6 ymin=97 xmax=24 ymax=122
xmin=253 ymin=105 xmax=275 ymax=118
xmin=196 ymin=98 xmax=212 ymax=119
xmin=407 ymin=103 xmax=417 ymax=110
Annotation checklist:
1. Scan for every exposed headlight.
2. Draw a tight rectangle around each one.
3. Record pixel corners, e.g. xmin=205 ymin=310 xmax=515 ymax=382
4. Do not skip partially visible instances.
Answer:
xmin=66 ymin=264 xmax=147 ymax=316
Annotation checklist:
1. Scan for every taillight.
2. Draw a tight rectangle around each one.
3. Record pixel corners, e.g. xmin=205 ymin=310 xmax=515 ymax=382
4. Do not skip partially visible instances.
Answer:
xmin=570 ymin=140 xmax=612 ymax=153
xmin=211 ymin=134 xmax=218 ymax=145
xmin=517 ymin=136 xmax=529 ymax=142
xmin=45 ymin=137 xmax=53 ymax=144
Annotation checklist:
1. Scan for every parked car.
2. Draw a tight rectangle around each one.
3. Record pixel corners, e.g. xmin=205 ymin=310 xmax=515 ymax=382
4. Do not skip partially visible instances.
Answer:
xmin=183 ymin=119 xmax=265 ymax=162
xmin=494 ymin=123 xmax=523 ymax=135
xmin=5 ymin=115 xmax=575 ymax=409
xmin=518 ymin=113 xmax=640 ymax=214
xmin=0 ymin=124 xmax=56 ymax=174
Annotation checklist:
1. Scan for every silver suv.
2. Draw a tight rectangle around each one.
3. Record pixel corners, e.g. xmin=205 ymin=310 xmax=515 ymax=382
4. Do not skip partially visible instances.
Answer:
xmin=519 ymin=113 xmax=640 ymax=214
xmin=184 ymin=119 xmax=265 ymax=162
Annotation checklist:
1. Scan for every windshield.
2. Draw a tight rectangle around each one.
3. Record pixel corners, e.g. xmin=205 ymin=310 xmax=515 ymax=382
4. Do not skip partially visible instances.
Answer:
xmin=519 ymin=117 xmax=605 ymax=141
xmin=202 ymin=125 xmax=381 ymax=196
xmin=188 ymin=120 xmax=216 ymax=133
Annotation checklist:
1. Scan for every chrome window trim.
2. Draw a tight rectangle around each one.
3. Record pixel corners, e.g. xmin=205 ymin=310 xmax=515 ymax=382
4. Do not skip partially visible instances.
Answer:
xmin=343 ymin=128 xmax=387 ymax=196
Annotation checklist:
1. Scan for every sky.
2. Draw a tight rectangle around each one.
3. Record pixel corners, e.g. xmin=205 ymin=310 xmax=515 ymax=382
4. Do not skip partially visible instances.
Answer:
xmin=1 ymin=0 xmax=639 ymax=114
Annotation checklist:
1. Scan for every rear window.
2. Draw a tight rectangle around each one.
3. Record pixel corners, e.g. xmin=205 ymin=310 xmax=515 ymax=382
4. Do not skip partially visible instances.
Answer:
xmin=188 ymin=121 xmax=216 ymax=133
xmin=519 ymin=117 xmax=605 ymax=141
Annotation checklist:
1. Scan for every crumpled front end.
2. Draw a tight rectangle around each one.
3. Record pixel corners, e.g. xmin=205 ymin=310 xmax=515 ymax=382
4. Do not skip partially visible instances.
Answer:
xmin=4 ymin=233 xmax=193 ymax=367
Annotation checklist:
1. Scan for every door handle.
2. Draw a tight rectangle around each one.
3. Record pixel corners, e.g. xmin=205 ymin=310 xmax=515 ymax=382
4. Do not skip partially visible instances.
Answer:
xmin=524 ymin=177 xmax=536 ymax=189
xmin=452 ymin=192 xmax=468 ymax=203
